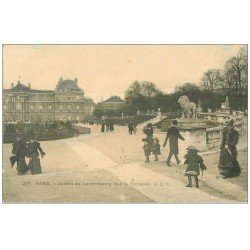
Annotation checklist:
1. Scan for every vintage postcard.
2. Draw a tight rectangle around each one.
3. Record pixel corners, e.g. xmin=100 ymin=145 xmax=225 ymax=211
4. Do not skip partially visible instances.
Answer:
xmin=2 ymin=44 xmax=248 ymax=203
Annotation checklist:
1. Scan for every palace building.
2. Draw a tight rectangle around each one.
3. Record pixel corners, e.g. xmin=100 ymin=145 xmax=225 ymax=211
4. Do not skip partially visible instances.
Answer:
xmin=3 ymin=78 xmax=95 ymax=123
xmin=96 ymin=96 xmax=125 ymax=112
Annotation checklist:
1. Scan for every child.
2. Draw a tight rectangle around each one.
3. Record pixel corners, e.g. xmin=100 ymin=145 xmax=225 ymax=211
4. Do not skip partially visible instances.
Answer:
xmin=142 ymin=138 xmax=151 ymax=163
xmin=142 ymin=137 xmax=161 ymax=163
xmin=152 ymin=137 xmax=161 ymax=161
xmin=184 ymin=146 xmax=207 ymax=188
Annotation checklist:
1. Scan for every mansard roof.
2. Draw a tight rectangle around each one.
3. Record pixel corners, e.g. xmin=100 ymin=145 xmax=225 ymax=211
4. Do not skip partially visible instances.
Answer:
xmin=4 ymin=81 xmax=54 ymax=93
xmin=11 ymin=82 xmax=30 ymax=92
xmin=55 ymin=77 xmax=83 ymax=92
xmin=84 ymin=98 xmax=95 ymax=105
xmin=103 ymin=96 xmax=125 ymax=103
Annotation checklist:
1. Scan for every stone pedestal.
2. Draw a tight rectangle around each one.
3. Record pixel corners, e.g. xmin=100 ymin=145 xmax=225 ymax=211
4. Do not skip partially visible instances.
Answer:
xmin=176 ymin=119 xmax=208 ymax=162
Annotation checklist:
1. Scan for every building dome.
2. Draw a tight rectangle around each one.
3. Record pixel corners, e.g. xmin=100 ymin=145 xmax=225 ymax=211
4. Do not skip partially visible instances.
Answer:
xmin=55 ymin=77 xmax=83 ymax=92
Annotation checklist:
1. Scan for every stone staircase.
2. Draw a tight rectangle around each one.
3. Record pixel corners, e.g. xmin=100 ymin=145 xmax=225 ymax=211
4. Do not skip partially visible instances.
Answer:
xmin=137 ymin=115 xmax=167 ymax=128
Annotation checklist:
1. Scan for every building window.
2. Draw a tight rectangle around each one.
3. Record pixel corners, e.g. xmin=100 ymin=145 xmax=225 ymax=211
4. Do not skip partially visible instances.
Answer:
xmin=68 ymin=105 xmax=71 ymax=112
xmin=48 ymin=106 xmax=51 ymax=111
xmin=60 ymin=105 xmax=63 ymax=111
xmin=76 ymin=105 xmax=80 ymax=111
xmin=12 ymin=97 xmax=15 ymax=102
xmin=16 ymin=103 xmax=22 ymax=111
xmin=39 ymin=105 xmax=43 ymax=111
xmin=3 ymin=105 xmax=7 ymax=111
xmin=68 ymin=96 xmax=71 ymax=101
xmin=30 ymin=106 xmax=34 ymax=111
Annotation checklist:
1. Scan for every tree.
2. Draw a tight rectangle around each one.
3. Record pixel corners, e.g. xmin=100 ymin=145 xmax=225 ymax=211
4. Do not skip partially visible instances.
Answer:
xmin=125 ymin=81 xmax=161 ymax=99
xmin=175 ymin=83 xmax=203 ymax=103
xmin=124 ymin=81 xmax=142 ymax=100
xmin=224 ymin=47 xmax=247 ymax=110
xmin=201 ymin=69 xmax=224 ymax=91
xmin=124 ymin=81 xmax=162 ymax=115
xmin=93 ymin=109 xmax=104 ymax=118
xmin=140 ymin=81 xmax=161 ymax=98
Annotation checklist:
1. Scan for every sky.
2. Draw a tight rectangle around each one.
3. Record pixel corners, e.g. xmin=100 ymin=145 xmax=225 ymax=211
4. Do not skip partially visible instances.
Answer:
xmin=3 ymin=45 xmax=245 ymax=103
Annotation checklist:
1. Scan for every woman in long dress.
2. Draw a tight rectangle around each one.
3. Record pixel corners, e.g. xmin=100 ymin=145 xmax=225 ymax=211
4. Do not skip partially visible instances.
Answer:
xmin=26 ymin=137 xmax=46 ymax=175
xmin=218 ymin=120 xmax=241 ymax=178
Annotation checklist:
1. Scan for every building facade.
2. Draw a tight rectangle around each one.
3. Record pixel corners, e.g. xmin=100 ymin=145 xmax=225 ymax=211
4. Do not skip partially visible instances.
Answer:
xmin=3 ymin=78 xmax=95 ymax=123
xmin=95 ymin=96 xmax=125 ymax=112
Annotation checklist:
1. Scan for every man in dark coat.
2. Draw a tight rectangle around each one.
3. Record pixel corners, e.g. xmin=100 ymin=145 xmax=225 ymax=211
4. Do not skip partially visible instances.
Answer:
xmin=128 ymin=121 xmax=134 ymax=135
xmin=11 ymin=134 xmax=29 ymax=175
xmin=109 ymin=121 xmax=114 ymax=132
xmin=101 ymin=121 xmax=105 ymax=132
xmin=219 ymin=119 xmax=241 ymax=177
xmin=163 ymin=120 xmax=185 ymax=166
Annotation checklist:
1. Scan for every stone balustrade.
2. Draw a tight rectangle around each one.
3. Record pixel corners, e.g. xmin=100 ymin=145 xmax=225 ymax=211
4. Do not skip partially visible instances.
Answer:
xmin=206 ymin=120 xmax=244 ymax=149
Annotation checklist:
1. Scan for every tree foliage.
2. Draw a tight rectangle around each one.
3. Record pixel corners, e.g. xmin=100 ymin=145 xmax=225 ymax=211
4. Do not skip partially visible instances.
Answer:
xmin=201 ymin=69 xmax=224 ymax=91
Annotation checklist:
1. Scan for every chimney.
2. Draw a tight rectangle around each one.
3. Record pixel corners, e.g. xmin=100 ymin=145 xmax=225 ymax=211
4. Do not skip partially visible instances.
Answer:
xmin=11 ymin=83 xmax=14 ymax=89
xmin=74 ymin=78 xmax=78 ymax=84
xmin=28 ymin=83 xmax=31 ymax=89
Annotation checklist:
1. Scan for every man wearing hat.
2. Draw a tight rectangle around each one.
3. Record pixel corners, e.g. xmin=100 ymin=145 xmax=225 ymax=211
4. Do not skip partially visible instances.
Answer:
xmin=128 ymin=121 xmax=134 ymax=135
xmin=163 ymin=120 xmax=185 ymax=166
xmin=219 ymin=119 xmax=241 ymax=177
xmin=11 ymin=134 xmax=29 ymax=175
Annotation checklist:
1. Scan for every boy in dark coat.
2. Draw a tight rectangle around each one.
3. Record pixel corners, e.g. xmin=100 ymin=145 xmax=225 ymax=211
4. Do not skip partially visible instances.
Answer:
xmin=26 ymin=136 xmax=46 ymax=175
xmin=184 ymin=146 xmax=207 ymax=188
xmin=163 ymin=120 xmax=185 ymax=166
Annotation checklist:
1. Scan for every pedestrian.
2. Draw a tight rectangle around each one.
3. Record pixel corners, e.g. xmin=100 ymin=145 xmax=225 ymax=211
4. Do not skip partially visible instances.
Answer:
xmin=109 ymin=121 xmax=114 ymax=132
xmin=106 ymin=121 xmax=110 ymax=132
xmin=184 ymin=146 xmax=207 ymax=188
xmin=163 ymin=120 xmax=185 ymax=166
xmin=128 ymin=121 xmax=134 ymax=135
xmin=142 ymin=138 xmax=152 ymax=163
xmin=26 ymin=135 xmax=46 ymax=175
xmin=101 ymin=121 xmax=105 ymax=132
xmin=143 ymin=123 xmax=154 ymax=139
xmin=10 ymin=134 xmax=29 ymax=175
xmin=218 ymin=119 xmax=241 ymax=178
xmin=152 ymin=137 xmax=161 ymax=161
xmin=142 ymin=137 xmax=161 ymax=163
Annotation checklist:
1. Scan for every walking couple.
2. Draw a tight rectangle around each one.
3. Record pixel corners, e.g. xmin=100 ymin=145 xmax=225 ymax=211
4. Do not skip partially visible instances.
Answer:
xmin=10 ymin=134 xmax=46 ymax=175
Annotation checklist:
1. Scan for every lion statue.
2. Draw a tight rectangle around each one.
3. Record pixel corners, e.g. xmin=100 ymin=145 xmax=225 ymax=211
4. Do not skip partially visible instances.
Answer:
xmin=178 ymin=95 xmax=197 ymax=119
